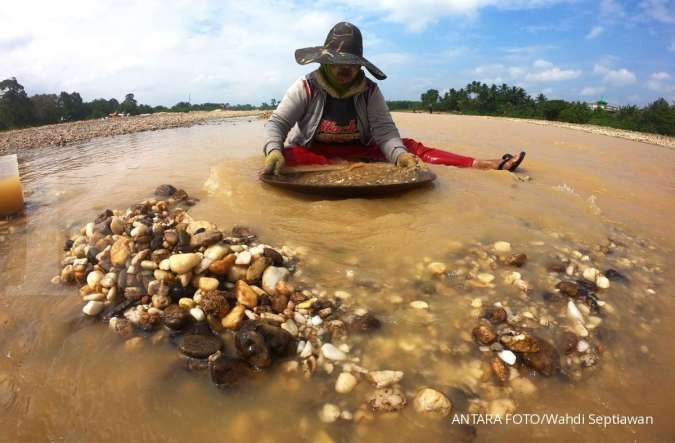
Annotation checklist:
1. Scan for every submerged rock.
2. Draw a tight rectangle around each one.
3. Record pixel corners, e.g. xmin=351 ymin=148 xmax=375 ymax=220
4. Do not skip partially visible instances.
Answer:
xmin=490 ymin=356 xmax=510 ymax=383
xmin=348 ymin=313 xmax=382 ymax=334
xmin=235 ymin=329 xmax=271 ymax=368
xmin=178 ymin=334 xmax=223 ymax=359
xmin=367 ymin=386 xmax=407 ymax=413
xmin=154 ymin=184 xmax=177 ymax=197
xmin=413 ymin=388 xmax=452 ymax=418
xmin=519 ymin=337 xmax=561 ymax=376
xmin=472 ymin=324 xmax=497 ymax=345
xmin=209 ymin=353 xmax=251 ymax=388
xmin=482 ymin=307 xmax=507 ymax=324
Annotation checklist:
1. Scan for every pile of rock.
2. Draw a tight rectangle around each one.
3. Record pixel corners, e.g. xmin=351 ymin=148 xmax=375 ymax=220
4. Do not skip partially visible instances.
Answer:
xmin=54 ymin=185 xmax=354 ymax=388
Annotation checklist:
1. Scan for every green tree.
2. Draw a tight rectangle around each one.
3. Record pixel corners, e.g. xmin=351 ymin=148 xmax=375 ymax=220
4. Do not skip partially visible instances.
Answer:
xmin=57 ymin=91 xmax=86 ymax=121
xmin=0 ymin=77 xmax=33 ymax=129
xmin=88 ymin=98 xmax=116 ymax=119
xmin=420 ymin=89 xmax=440 ymax=107
xmin=170 ymin=101 xmax=191 ymax=113
xmin=640 ymin=98 xmax=675 ymax=135
xmin=118 ymin=93 xmax=139 ymax=115
xmin=542 ymin=100 xmax=567 ymax=121
xmin=30 ymin=93 xmax=60 ymax=125
xmin=559 ymin=102 xmax=592 ymax=124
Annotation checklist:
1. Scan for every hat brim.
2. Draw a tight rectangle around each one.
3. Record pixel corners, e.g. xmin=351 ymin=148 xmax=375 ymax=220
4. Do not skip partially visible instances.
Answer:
xmin=295 ymin=47 xmax=387 ymax=80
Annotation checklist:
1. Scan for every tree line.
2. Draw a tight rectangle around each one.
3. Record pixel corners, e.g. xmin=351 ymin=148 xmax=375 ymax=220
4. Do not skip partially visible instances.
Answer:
xmin=0 ymin=77 xmax=278 ymax=131
xmin=387 ymin=81 xmax=675 ymax=136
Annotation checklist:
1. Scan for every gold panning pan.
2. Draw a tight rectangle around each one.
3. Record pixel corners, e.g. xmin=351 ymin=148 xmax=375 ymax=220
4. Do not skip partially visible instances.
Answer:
xmin=260 ymin=162 xmax=436 ymax=197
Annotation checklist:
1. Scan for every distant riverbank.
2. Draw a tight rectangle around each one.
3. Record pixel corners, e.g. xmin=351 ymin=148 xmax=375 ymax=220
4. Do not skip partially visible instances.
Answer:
xmin=393 ymin=111 xmax=675 ymax=149
xmin=0 ymin=110 xmax=269 ymax=154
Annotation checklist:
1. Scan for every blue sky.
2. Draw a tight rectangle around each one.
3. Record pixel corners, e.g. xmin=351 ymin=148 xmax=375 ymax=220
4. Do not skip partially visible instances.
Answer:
xmin=1 ymin=0 xmax=674 ymax=106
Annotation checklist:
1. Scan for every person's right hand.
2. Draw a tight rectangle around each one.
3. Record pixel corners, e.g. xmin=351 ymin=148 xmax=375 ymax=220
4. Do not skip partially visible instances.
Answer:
xmin=396 ymin=152 xmax=420 ymax=169
xmin=263 ymin=150 xmax=285 ymax=175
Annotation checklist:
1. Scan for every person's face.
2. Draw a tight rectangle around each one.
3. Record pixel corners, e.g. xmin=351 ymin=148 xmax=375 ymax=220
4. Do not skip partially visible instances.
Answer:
xmin=328 ymin=64 xmax=360 ymax=85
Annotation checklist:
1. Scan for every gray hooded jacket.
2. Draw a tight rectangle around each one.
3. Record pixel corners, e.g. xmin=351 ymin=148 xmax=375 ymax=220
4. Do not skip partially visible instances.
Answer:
xmin=263 ymin=72 xmax=407 ymax=163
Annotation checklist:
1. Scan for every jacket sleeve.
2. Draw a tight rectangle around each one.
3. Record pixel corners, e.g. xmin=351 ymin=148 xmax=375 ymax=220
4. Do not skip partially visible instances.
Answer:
xmin=263 ymin=77 xmax=309 ymax=155
xmin=367 ymin=85 xmax=407 ymax=164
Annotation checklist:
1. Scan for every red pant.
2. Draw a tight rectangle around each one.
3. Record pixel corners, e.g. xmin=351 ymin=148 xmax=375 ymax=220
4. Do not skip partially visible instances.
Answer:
xmin=282 ymin=138 xmax=474 ymax=168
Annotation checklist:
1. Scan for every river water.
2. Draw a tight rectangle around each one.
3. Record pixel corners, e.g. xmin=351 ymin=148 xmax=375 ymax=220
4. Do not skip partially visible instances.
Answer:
xmin=0 ymin=114 xmax=673 ymax=442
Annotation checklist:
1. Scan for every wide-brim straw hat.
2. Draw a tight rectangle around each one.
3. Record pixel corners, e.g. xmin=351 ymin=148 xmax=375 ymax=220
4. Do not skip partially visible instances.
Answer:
xmin=294 ymin=22 xmax=387 ymax=80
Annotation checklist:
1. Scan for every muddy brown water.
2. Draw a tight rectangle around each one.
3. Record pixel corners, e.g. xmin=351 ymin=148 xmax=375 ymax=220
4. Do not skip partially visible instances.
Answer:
xmin=0 ymin=114 xmax=673 ymax=442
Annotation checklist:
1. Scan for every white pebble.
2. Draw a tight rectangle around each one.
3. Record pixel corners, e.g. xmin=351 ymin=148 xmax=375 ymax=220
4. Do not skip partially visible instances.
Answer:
xmin=235 ymin=250 xmax=252 ymax=265
xmin=498 ymin=350 xmax=517 ymax=365
xmin=189 ymin=307 xmax=205 ymax=322
xmin=410 ymin=300 xmax=429 ymax=310
xmin=576 ymin=340 xmax=590 ymax=353
xmin=281 ymin=320 xmax=299 ymax=336
xmin=477 ymin=273 xmax=495 ymax=284
xmin=82 ymin=301 xmax=104 ymax=316
xmin=428 ymin=262 xmax=447 ymax=275
xmin=582 ymin=267 xmax=599 ymax=282
xmin=335 ymin=290 xmax=351 ymax=299
xmin=321 ymin=343 xmax=347 ymax=361
xmin=335 ymin=372 xmax=358 ymax=394
xmin=567 ymin=300 xmax=584 ymax=323
xmin=596 ymin=276 xmax=610 ymax=289
xmin=300 ymin=341 xmax=313 ymax=358
xmin=494 ymin=241 xmax=511 ymax=252
xmin=319 ymin=404 xmax=341 ymax=423
xmin=310 ymin=315 xmax=323 ymax=326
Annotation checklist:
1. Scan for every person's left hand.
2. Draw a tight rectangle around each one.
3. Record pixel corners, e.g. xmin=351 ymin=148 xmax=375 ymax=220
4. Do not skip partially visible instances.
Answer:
xmin=396 ymin=153 xmax=420 ymax=168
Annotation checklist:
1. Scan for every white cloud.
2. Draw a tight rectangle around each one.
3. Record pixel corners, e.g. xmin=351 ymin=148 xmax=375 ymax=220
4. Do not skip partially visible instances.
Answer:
xmin=473 ymin=59 xmax=581 ymax=85
xmin=669 ymin=39 xmax=675 ymax=51
xmin=580 ymin=86 xmax=606 ymax=96
xmin=337 ymin=0 xmax=577 ymax=31
xmin=639 ymin=0 xmax=675 ymax=24
xmin=601 ymin=0 xmax=626 ymax=18
xmin=586 ymin=26 xmax=605 ymax=39
xmin=652 ymin=72 xmax=672 ymax=80
xmin=0 ymin=1 xmax=346 ymax=105
xmin=525 ymin=67 xmax=582 ymax=82
xmin=504 ymin=45 xmax=556 ymax=55
xmin=533 ymin=59 xmax=554 ymax=69
xmin=593 ymin=63 xmax=637 ymax=86
xmin=646 ymin=71 xmax=675 ymax=93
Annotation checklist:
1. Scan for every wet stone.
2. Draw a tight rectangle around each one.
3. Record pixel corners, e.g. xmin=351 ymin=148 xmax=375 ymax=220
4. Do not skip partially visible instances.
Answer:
xmin=481 ymin=307 xmax=507 ymax=324
xmin=154 ymin=184 xmax=177 ymax=197
xmin=263 ymin=247 xmax=284 ymax=266
xmin=556 ymin=281 xmax=580 ymax=298
xmin=472 ymin=324 xmax=497 ymax=345
xmin=209 ymin=353 xmax=251 ymax=388
xmin=245 ymin=321 xmax=295 ymax=358
xmin=519 ymin=337 xmax=561 ymax=376
xmin=491 ymin=356 xmax=510 ymax=383
xmin=348 ymin=313 xmax=382 ymax=334
xmin=235 ymin=329 xmax=271 ymax=369
xmin=605 ymin=269 xmax=629 ymax=284
xmin=163 ymin=304 xmax=190 ymax=330
xmin=501 ymin=334 xmax=541 ymax=353
xmin=178 ymin=334 xmax=223 ymax=359
xmin=559 ymin=331 xmax=579 ymax=355
xmin=502 ymin=253 xmax=527 ymax=267
xmin=198 ymin=291 xmax=228 ymax=316
xmin=367 ymin=386 xmax=407 ymax=413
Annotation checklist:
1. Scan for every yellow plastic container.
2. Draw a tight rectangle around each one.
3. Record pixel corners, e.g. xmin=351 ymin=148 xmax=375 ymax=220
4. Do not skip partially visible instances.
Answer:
xmin=0 ymin=154 xmax=25 ymax=216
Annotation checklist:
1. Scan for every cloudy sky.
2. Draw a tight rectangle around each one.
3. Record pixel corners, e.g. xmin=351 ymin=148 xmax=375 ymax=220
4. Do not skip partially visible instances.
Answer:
xmin=1 ymin=0 xmax=674 ymax=106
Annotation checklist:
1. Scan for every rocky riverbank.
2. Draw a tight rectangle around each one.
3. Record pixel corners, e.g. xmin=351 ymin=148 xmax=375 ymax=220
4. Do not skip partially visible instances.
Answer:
xmin=0 ymin=110 xmax=268 ymax=154
xmin=496 ymin=116 xmax=675 ymax=149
